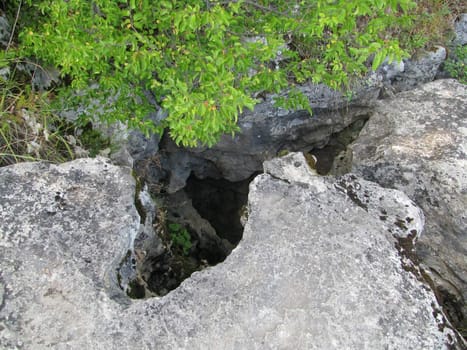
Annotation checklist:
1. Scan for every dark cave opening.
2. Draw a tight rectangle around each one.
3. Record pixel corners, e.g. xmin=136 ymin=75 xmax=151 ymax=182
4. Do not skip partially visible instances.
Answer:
xmin=119 ymin=172 xmax=256 ymax=299
xmin=308 ymin=117 xmax=369 ymax=175
xmin=120 ymin=116 xmax=369 ymax=299
xmin=185 ymin=174 xmax=255 ymax=246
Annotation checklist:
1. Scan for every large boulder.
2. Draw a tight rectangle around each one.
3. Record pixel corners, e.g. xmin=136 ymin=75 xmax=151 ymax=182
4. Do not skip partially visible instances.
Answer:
xmin=0 ymin=158 xmax=140 ymax=348
xmin=350 ymin=79 xmax=467 ymax=335
xmin=0 ymin=154 xmax=463 ymax=349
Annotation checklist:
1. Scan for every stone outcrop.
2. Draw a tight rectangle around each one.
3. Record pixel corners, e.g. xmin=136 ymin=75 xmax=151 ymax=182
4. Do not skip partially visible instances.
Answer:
xmin=350 ymin=79 xmax=467 ymax=336
xmin=379 ymin=46 xmax=446 ymax=94
xmin=1 ymin=154 xmax=463 ymax=349
xmin=0 ymin=158 xmax=140 ymax=348
xmin=453 ymin=13 xmax=467 ymax=46
xmin=147 ymin=85 xmax=377 ymax=193
xmin=131 ymin=48 xmax=447 ymax=194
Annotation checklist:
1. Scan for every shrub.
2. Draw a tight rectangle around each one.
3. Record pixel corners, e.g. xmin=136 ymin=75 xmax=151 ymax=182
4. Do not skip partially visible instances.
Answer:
xmin=9 ymin=0 xmax=418 ymax=146
xmin=0 ymin=6 xmax=111 ymax=166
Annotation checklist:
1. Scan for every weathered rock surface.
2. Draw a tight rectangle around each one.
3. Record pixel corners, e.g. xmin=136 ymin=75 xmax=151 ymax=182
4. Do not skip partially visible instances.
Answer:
xmin=151 ymin=94 xmax=376 ymax=193
xmin=0 ymin=158 xmax=140 ymax=348
xmin=380 ymin=46 xmax=446 ymax=94
xmin=453 ymin=13 xmax=467 ymax=46
xmin=350 ymin=79 xmax=467 ymax=335
xmin=1 ymin=154 xmax=463 ymax=349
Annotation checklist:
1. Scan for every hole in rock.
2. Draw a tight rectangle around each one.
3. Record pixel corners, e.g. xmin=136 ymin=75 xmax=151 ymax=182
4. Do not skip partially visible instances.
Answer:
xmin=118 ymin=115 xmax=369 ymax=299
xmin=185 ymin=174 xmax=254 ymax=246
xmin=308 ymin=117 xmax=369 ymax=175
xmin=120 ymin=174 xmax=255 ymax=299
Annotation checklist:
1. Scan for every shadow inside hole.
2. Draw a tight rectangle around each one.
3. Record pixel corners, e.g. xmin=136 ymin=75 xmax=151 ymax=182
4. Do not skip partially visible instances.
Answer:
xmin=185 ymin=174 xmax=255 ymax=246
xmin=121 ymin=173 xmax=256 ymax=299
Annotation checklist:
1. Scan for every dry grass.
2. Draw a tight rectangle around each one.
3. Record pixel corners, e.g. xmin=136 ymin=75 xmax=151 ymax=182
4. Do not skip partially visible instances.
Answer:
xmin=0 ymin=77 xmax=85 ymax=166
xmin=399 ymin=0 xmax=467 ymax=52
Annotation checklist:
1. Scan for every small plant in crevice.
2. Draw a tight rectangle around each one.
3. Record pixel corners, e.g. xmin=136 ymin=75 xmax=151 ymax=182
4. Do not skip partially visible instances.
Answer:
xmin=444 ymin=45 xmax=467 ymax=84
xmin=168 ymin=222 xmax=192 ymax=256
xmin=77 ymin=123 xmax=111 ymax=158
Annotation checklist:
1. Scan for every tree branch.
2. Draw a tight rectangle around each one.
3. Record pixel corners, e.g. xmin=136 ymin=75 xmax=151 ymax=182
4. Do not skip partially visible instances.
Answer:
xmin=6 ymin=0 xmax=22 ymax=51
xmin=218 ymin=0 xmax=286 ymax=16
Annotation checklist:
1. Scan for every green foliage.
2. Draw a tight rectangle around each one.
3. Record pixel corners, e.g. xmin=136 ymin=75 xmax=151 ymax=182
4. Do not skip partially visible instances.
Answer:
xmin=12 ymin=0 xmax=418 ymax=146
xmin=445 ymin=45 xmax=467 ymax=84
xmin=277 ymin=149 xmax=290 ymax=157
xmin=168 ymin=223 xmax=192 ymax=256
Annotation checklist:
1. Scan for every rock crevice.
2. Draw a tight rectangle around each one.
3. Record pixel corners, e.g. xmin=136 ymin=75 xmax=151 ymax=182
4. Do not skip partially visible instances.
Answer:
xmin=350 ymin=79 xmax=467 ymax=338
xmin=1 ymin=153 xmax=464 ymax=349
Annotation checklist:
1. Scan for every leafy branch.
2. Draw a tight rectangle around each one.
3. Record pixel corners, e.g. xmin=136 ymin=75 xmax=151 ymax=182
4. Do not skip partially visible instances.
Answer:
xmin=12 ymin=0 xmax=416 ymax=147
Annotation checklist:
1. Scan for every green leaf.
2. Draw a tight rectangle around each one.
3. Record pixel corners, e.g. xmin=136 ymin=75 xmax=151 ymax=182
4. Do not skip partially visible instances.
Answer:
xmin=372 ymin=51 xmax=385 ymax=71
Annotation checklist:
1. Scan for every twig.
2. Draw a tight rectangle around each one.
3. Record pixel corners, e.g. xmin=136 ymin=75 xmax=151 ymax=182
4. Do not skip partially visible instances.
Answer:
xmin=219 ymin=0 xmax=286 ymax=16
xmin=6 ymin=0 xmax=22 ymax=51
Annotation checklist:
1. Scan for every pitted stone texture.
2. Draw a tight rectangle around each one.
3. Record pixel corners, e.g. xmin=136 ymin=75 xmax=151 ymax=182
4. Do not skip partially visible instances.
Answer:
xmin=453 ymin=13 xmax=467 ymax=46
xmin=0 ymin=158 xmax=140 ymax=349
xmin=1 ymin=155 xmax=463 ymax=349
xmin=383 ymin=46 xmax=446 ymax=93
xmin=350 ymin=79 xmax=467 ymax=334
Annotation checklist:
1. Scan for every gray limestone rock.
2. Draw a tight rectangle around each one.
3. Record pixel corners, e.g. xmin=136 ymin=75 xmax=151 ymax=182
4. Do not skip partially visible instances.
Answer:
xmin=109 ymin=129 xmax=160 ymax=168
xmin=350 ymin=79 xmax=467 ymax=335
xmin=0 ymin=158 xmax=140 ymax=348
xmin=453 ymin=13 xmax=467 ymax=46
xmin=60 ymin=94 xmax=162 ymax=169
xmin=158 ymin=99 xmax=375 ymax=193
xmin=0 ymin=15 xmax=11 ymax=48
xmin=1 ymin=154 xmax=464 ymax=349
xmin=382 ymin=46 xmax=447 ymax=94
xmin=140 ymin=73 xmax=384 ymax=194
